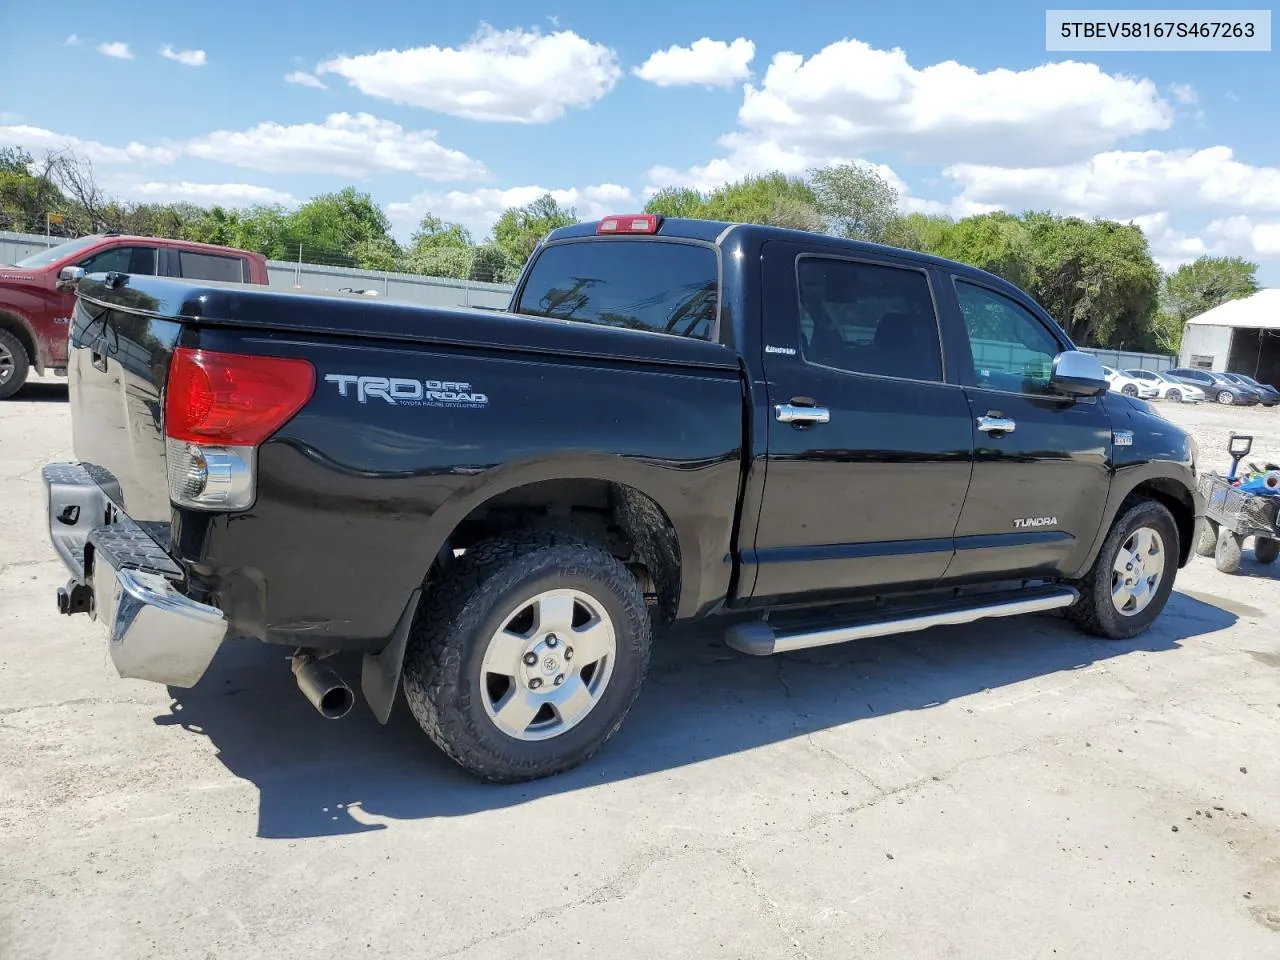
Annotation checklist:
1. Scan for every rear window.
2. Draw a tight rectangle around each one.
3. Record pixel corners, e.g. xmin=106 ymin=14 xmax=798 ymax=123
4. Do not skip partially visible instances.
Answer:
xmin=514 ymin=239 xmax=718 ymax=340
xmin=179 ymin=250 xmax=246 ymax=283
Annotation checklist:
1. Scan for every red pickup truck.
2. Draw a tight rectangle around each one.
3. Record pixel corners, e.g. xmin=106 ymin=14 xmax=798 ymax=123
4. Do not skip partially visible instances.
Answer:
xmin=0 ymin=233 xmax=269 ymax=399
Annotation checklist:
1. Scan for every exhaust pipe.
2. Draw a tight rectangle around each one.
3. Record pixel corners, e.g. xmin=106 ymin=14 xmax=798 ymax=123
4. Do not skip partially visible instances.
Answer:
xmin=291 ymin=653 xmax=354 ymax=719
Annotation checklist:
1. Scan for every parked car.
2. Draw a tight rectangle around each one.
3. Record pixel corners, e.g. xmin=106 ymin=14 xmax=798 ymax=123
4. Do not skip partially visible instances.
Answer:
xmin=1102 ymin=365 xmax=1159 ymax=399
xmin=1122 ymin=368 xmax=1205 ymax=403
xmin=0 ymin=233 xmax=269 ymax=400
xmin=1164 ymin=368 xmax=1261 ymax=406
xmin=1220 ymin=372 xmax=1280 ymax=406
xmin=41 ymin=214 xmax=1204 ymax=783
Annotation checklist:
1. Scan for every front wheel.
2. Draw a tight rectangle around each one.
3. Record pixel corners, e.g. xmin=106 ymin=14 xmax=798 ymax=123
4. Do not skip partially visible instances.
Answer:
xmin=1215 ymin=528 xmax=1243 ymax=574
xmin=1195 ymin=519 xmax=1219 ymax=558
xmin=1167 ymin=389 xmax=1182 ymax=403
xmin=1067 ymin=499 xmax=1179 ymax=640
xmin=1254 ymin=537 xmax=1280 ymax=565
xmin=401 ymin=533 xmax=651 ymax=783
xmin=0 ymin=329 xmax=31 ymax=401
xmin=1218 ymin=390 xmax=1235 ymax=405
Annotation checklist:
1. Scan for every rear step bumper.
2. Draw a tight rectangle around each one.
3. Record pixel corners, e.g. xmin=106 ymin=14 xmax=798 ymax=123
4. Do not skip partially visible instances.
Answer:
xmin=43 ymin=462 xmax=227 ymax=688
xmin=725 ymin=586 xmax=1079 ymax=656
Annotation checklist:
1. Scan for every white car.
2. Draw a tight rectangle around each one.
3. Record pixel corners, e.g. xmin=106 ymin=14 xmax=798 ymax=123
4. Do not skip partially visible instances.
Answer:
xmin=1101 ymin=365 xmax=1160 ymax=399
xmin=1121 ymin=368 xmax=1205 ymax=403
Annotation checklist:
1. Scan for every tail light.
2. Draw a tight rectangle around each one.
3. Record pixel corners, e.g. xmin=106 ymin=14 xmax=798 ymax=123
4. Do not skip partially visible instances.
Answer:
xmin=164 ymin=347 xmax=315 ymax=511
xmin=596 ymin=214 xmax=661 ymax=235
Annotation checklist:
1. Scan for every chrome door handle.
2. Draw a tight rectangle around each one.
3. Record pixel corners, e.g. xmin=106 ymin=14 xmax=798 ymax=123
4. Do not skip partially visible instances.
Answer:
xmin=977 ymin=416 xmax=1016 ymax=434
xmin=776 ymin=403 xmax=830 ymax=424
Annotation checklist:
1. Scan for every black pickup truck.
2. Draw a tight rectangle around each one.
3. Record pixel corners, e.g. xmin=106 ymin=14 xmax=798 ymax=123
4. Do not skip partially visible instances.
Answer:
xmin=43 ymin=214 xmax=1204 ymax=782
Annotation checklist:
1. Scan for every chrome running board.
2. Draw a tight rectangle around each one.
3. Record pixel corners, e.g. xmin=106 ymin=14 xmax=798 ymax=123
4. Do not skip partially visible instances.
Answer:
xmin=725 ymin=586 xmax=1079 ymax=656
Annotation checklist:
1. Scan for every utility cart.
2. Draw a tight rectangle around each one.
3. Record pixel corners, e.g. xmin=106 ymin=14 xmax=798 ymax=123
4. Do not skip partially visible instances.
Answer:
xmin=1195 ymin=434 xmax=1280 ymax=574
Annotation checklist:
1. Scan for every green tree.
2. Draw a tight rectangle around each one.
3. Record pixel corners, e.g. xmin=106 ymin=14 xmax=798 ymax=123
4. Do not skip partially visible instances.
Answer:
xmin=409 ymin=213 xmax=473 ymax=251
xmin=0 ymin=147 xmax=68 ymax=233
xmin=698 ymin=172 xmax=823 ymax=231
xmin=1161 ymin=256 xmax=1259 ymax=324
xmin=1021 ymin=212 xmax=1161 ymax=349
xmin=468 ymin=243 xmax=520 ymax=284
xmin=492 ymin=194 xmax=578 ymax=269
xmin=285 ymin=187 xmax=397 ymax=265
xmin=810 ymin=162 xmax=901 ymax=242
xmin=643 ymin=187 xmax=706 ymax=219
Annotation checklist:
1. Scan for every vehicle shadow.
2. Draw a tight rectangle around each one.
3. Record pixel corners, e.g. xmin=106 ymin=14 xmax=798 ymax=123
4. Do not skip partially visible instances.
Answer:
xmin=154 ymin=590 xmax=1237 ymax=840
xmin=11 ymin=382 xmax=69 ymax=403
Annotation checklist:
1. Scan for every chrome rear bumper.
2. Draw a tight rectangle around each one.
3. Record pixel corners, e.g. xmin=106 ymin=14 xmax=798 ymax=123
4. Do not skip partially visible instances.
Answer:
xmin=43 ymin=462 xmax=227 ymax=688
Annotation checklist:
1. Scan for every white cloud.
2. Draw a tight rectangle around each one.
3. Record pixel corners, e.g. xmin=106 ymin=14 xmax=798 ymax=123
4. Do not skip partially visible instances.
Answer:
xmin=0 ymin=123 xmax=177 ymax=165
xmin=944 ymin=147 xmax=1280 ymax=219
xmin=118 ymin=181 xmax=299 ymax=207
xmin=160 ymin=45 xmax=208 ymax=67
xmin=184 ymin=112 xmax=487 ymax=180
xmin=285 ymin=70 xmax=327 ymax=89
xmin=63 ymin=34 xmax=81 ymax=47
xmin=633 ymin=38 xmax=755 ymax=88
xmin=1168 ymin=83 xmax=1198 ymax=105
xmin=731 ymin=39 xmax=1172 ymax=166
xmin=387 ymin=183 xmax=634 ymax=240
xmin=1208 ymin=216 xmax=1280 ymax=257
xmin=97 ymin=41 xmax=134 ymax=60
xmin=317 ymin=24 xmax=621 ymax=123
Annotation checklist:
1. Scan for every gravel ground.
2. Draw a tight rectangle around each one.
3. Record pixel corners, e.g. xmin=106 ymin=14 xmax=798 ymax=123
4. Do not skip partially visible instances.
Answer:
xmin=1 ymin=379 xmax=1278 ymax=960
xmin=1163 ymin=398 xmax=1280 ymax=476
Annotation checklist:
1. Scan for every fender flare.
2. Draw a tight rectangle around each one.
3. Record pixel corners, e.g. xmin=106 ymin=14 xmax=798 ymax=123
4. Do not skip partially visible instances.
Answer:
xmin=414 ymin=452 xmax=714 ymax=619
xmin=1072 ymin=460 xmax=1202 ymax=577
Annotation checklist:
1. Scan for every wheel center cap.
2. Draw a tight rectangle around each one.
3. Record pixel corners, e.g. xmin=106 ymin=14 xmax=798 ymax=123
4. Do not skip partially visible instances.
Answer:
xmin=542 ymin=655 xmax=560 ymax=674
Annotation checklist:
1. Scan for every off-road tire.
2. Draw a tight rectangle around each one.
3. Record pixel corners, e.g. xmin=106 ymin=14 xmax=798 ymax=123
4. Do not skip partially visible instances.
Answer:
xmin=1214 ymin=528 xmax=1243 ymax=574
xmin=401 ymin=532 xmax=651 ymax=783
xmin=1067 ymin=499 xmax=1179 ymax=640
xmin=1253 ymin=536 xmax=1279 ymax=565
xmin=1194 ymin=519 xmax=1219 ymax=558
xmin=0 ymin=329 xmax=30 ymax=401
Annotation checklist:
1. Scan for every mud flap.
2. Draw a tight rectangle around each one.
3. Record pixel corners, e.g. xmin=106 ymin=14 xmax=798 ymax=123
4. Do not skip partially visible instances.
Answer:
xmin=360 ymin=588 xmax=421 ymax=724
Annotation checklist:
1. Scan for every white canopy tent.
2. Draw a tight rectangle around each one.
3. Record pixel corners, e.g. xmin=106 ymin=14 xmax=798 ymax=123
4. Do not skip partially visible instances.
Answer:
xmin=1179 ymin=289 xmax=1280 ymax=386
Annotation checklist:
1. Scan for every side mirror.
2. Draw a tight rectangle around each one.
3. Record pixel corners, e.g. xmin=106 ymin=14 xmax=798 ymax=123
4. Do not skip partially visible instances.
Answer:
xmin=56 ymin=265 xmax=86 ymax=291
xmin=1050 ymin=350 xmax=1109 ymax=398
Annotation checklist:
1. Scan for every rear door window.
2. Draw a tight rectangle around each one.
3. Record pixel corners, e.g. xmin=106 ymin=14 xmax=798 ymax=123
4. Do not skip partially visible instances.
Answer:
xmin=78 ymin=245 xmax=158 ymax=276
xmin=515 ymin=239 xmax=718 ymax=339
xmin=797 ymin=256 xmax=944 ymax=383
xmin=177 ymin=250 xmax=247 ymax=283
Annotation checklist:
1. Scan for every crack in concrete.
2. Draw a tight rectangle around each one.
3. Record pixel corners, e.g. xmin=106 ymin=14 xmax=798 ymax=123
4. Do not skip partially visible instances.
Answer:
xmin=422 ymin=844 xmax=680 ymax=960
xmin=775 ymin=658 xmax=888 ymax=796
xmin=0 ymin=696 xmax=141 ymax=717
xmin=721 ymin=847 xmax=815 ymax=960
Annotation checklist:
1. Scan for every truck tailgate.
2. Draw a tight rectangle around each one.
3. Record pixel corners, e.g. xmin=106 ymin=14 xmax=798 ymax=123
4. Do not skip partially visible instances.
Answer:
xmin=68 ymin=287 xmax=182 ymax=528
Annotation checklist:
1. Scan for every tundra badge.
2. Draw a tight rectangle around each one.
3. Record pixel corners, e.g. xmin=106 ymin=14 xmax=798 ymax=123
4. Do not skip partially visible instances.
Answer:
xmin=1013 ymin=516 xmax=1058 ymax=529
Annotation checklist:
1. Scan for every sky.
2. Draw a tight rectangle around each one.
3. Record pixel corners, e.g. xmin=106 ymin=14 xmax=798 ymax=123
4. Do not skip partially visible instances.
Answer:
xmin=1 ymin=0 xmax=1277 ymax=283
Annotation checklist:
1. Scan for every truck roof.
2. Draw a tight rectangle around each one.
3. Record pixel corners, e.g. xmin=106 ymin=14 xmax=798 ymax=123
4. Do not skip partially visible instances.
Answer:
xmin=544 ymin=216 xmax=1024 ymax=296
xmin=84 ymin=234 xmax=268 ymax=260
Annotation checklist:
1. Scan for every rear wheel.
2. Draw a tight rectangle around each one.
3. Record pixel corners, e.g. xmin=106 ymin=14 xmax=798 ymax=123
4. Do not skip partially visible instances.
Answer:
xmin=1218 ymin=390 xmax=1235 ymax=405
xmin=0 ymin=329 xmax=30 ymax=401
xmin=401 ymin=533 xmax=651 ymax=783
xmin=1195 ymin=519 xmax=1219 ymax=558
xmin=1215 ymin=528 xmax=1243 ymax=574
xmin=1068 ymin=499 xmax=1178 ymax=640
xmin=1254 ymin=537 xmax=1280 ymax=565
xmin=1122 ymin=383 xmax=1139 ymax=397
